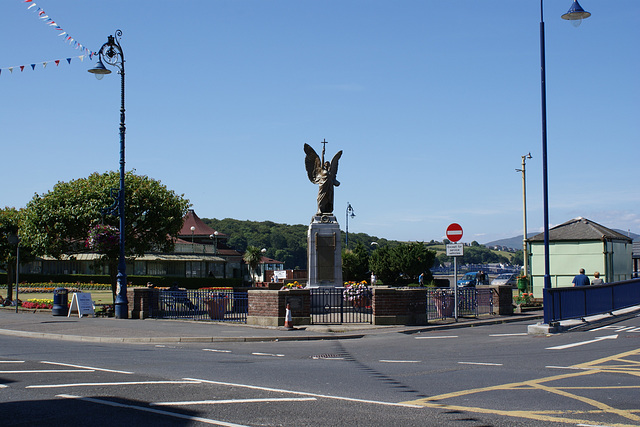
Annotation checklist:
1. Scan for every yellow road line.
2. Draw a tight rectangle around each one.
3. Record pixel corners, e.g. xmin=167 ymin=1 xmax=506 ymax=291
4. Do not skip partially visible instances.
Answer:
xmin=401 ymin=347 xmax=640 ymax=425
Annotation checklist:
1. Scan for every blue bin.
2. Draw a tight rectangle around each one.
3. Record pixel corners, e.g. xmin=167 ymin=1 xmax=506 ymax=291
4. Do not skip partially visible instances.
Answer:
xmin=52 ymin=287 xmax=68 ymax=316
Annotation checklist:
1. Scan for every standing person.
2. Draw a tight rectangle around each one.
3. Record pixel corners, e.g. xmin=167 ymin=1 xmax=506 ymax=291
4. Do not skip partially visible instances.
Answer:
xmin=419 ymin=272 xmax=425 ymax=286
xmin=572 ymin=268 xmax=590 ymax=287
xmin=591 ymin=271 xmax=604 ymax=286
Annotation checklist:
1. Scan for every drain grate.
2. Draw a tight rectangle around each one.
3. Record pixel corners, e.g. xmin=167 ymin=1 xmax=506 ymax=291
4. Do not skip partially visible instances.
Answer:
xmin=310 ymin=354 xmax=345 ymax=360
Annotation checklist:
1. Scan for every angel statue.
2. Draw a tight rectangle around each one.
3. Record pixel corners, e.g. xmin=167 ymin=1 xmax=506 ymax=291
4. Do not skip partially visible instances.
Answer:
xmin=304 ymin=141 xmax=342 ymax=215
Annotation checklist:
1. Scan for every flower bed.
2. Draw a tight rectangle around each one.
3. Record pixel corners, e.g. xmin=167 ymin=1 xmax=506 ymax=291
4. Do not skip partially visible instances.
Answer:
xmin=9 ymin=283 xmax=112 ymax=293
xmin=280 ymin=281 xmax=303 ymax=290
xmin=6 ymin=282 xmax=111 ymax=294
xmin=21 ymin=298 xmax=54 ymax=309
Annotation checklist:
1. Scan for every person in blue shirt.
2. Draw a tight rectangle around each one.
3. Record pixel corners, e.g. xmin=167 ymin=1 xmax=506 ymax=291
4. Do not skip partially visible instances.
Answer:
xmin=572 ymin=268 xmax=590 ymax=287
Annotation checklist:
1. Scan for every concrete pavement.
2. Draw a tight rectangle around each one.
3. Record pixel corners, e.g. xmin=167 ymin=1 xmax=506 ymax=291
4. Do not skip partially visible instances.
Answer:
xmin=0 ymin=307 xmax=544 ymax=344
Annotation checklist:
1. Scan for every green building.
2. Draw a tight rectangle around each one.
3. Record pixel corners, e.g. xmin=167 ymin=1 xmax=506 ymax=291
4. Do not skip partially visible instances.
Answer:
xmin=528 ymin=217 xmax=633 ymax=297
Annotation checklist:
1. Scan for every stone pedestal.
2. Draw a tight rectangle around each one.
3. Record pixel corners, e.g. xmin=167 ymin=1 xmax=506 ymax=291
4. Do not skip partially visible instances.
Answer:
xmin=307 ymin=215 xmax=343 ymax=288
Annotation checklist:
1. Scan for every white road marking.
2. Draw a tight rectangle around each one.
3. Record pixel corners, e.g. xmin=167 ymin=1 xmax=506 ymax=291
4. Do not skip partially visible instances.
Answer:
xmin=379 ymin=360 xmax=421 ymax=363
xmin=252 ymin=352 xmax=284 ymax=357
xmin=0 ymin=369 xmax=94 ymax=374
xmin=0 ymin=360 xmax=25 ymax=363
xmin=546 ymin=365 xmax=596 ymax=371
xmin=489 ymin=333 xmax=527 ymax=337
xmin=152 ymin=397 xmax=317 ymax=406
xmin=184 ymin=377 xmax=423 ymax=408
xmin=57 ymin=394 xmax=248 ymax=427
xmin=458 ymin=362 xmax=503 ymax=366
xmin=546 ymin=335 xmax=618 ymax=350
xmin=415 ymin=336 xmax=458 ymax=339
xmin=590 ymin=325 xmax=640 ymax=333
xmin=27 ymin=380 xmax=202 ymax=389
xmin=41 ymin=361 xmax=133 ymax=374
xmin=204 ymin=349 xmax=232 ymax=353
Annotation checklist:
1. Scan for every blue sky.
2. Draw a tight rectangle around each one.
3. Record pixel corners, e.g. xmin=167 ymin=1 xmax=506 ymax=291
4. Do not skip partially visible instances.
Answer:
xmin=1 ymin=1 xmax=638 ymax=244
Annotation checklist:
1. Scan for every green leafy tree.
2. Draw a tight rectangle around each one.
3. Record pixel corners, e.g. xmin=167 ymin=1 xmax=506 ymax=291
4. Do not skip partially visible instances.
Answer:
xmin=393 ymin=242 xmax=436 ymax=284
xmin=20 ymin=172 xmax=190 ymax=298
xmin=369 ymin=245 xmax=396 ymax=284
xmin=342 ymin=243 xmax=370 ymax=282
xmin=243 ymin=246 xmax=263 ymax=285
xmin=369 ymin=242 xmax=436 ymax=285
xmin=511 ymin=250 xmax=524 ymax=267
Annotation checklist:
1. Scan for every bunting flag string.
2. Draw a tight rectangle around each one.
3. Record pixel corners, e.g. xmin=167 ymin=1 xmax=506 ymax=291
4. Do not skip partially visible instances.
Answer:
xmin=22 ymin=0 xmax=96 ymax=58
xmin=0 ymin=55 xmax=85 ymax=77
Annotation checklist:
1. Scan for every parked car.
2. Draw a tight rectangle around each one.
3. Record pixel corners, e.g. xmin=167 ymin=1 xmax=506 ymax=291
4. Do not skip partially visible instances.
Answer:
xmin=491 ymin=272 xmax=518 ymax=287
xmin=456 ymin=271 xmax=490 ymax=287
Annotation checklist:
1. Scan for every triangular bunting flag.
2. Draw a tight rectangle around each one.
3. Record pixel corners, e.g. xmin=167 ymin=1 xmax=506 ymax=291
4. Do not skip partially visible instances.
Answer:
xmin=31 ymin=64 xmax=36 ymax=70
xmin=20 ymin=65 xmax=25 ymax=72
xmin=66 ymin=58 xmax=71 ymax=64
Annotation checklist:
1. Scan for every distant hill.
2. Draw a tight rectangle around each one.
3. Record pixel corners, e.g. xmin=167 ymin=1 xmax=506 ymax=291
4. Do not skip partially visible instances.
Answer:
xmin=485 ymin=229 xmax=638 ymax=251
xmin=484 ymin=234 xmax=537 ymax=251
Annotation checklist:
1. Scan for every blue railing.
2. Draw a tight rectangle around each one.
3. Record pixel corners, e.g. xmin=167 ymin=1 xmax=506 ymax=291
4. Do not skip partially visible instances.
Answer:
xmin=544 ymin=278 xmax=640 ymax=323
xmin=155 ymin=289 xmax=247 ymax=322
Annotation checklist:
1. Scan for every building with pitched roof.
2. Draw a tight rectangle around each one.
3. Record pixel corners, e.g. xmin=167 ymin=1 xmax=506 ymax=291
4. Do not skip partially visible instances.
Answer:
xmin=528 ymin=217 xmax=633 ymax=295
xmin=22 ymin=209 xmax=247 ymax=281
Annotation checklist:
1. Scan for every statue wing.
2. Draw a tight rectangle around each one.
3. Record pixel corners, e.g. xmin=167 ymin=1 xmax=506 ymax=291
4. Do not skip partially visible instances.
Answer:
xmin=304 ymin=143 xmax=321 ymax=183
xmin=329 ymin=150 xmax=342 ymax=179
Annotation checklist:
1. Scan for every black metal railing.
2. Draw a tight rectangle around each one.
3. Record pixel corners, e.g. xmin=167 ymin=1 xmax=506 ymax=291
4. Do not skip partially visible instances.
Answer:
xmin=154 ymin=289 xmax=247 ymax=322
xmin=310 ymin=287 xmax=372 ymax=324
xmin=427 ymin=288 xmax=493 ymax=320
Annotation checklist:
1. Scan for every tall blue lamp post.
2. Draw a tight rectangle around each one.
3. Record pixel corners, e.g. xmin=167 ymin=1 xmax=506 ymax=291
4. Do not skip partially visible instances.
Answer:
xmin=540 ymin=2 xmax=590 ymax=324
xmin=88 ymin=30 xmax=128 ymax=319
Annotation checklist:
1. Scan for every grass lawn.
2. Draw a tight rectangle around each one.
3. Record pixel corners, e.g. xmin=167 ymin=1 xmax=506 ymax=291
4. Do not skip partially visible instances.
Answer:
xmin=14 ymin=290 xmax=114 ymax=305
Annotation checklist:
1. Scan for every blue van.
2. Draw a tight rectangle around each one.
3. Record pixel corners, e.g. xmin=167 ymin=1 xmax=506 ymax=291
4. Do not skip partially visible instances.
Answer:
xmin=456 ymin=271 xmax=489 ymax=287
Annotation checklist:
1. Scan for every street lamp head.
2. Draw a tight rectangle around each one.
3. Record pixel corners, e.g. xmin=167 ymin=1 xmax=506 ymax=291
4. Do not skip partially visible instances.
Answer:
xmin=87 ymin=57 xmax=111 ymax=80
xmin=561 ymin=0 xmax=591 ymax=27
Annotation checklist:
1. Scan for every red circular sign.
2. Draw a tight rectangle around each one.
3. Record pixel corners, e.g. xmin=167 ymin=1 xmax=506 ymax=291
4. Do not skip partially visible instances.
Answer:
xmin=446 ymin=223 xmax=463 ymax=242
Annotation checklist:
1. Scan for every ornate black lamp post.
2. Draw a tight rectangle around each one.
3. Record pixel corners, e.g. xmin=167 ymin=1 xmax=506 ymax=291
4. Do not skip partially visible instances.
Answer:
xmin=88 ymin=30 xmax=128 ymax=319
xmin=345 ymin=202 xmax=355 ymax=249
xmin=540 ymin=2 xmax=590 ymax=324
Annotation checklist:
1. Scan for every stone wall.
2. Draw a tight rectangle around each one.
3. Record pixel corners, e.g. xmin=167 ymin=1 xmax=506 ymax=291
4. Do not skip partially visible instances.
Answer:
xmin=246 ymin=289 xmax=311 ymax=327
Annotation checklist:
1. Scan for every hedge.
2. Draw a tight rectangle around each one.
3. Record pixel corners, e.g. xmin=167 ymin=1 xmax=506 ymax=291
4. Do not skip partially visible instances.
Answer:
xmin=0 ymin=273 xmax=242 ymax=289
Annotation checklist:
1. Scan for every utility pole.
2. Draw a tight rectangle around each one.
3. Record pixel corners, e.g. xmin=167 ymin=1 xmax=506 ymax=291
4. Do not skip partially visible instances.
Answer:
xmin=516 ymin=153 xmax=532 ymax=279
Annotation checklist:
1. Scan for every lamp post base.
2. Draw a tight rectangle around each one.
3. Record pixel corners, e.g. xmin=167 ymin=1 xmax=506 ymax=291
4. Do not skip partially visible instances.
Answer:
xmin=115 ymin=303 xmax=129 ymax=319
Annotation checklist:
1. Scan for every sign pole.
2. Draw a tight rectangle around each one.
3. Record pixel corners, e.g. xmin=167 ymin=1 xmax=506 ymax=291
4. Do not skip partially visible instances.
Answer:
xmin=446 ymin=223 xmax=463 ymax=322
xmin=453 ymin=256 xmax=458 ymax=320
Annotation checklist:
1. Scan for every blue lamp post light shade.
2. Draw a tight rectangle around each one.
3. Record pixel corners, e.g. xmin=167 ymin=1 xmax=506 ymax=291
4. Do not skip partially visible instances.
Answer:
xmin=561 ymin=0 xmax=591 ymax=21
xmin=88 ymin=58 xmax=111 ymax=79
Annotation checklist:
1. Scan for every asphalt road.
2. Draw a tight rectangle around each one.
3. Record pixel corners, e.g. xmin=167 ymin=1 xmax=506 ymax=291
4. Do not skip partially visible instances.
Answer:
xmin=2 ymin=316 xmax=640 ymax=426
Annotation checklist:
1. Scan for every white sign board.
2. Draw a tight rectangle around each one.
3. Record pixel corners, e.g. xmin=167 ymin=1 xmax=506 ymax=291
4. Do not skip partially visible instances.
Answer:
xmin=274 ymin=270 xmax=287 ymax=280
xmin=67 ymin=292 xmax=95 ymax=318
xmin=446 ymin=243 xmax=464 ymax=257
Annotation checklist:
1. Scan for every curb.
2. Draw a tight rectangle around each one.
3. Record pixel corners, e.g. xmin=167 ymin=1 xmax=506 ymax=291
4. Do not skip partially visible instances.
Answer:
xmin=0 ymin=313 xmax=544 ymax=344
xmin=0 ymin=327 xmax=366 ymax=344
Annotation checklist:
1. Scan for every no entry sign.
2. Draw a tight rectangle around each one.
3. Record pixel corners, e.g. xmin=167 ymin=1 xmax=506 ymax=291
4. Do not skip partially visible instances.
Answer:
xmin=446 ymin=223 xmax=463 ymax=242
